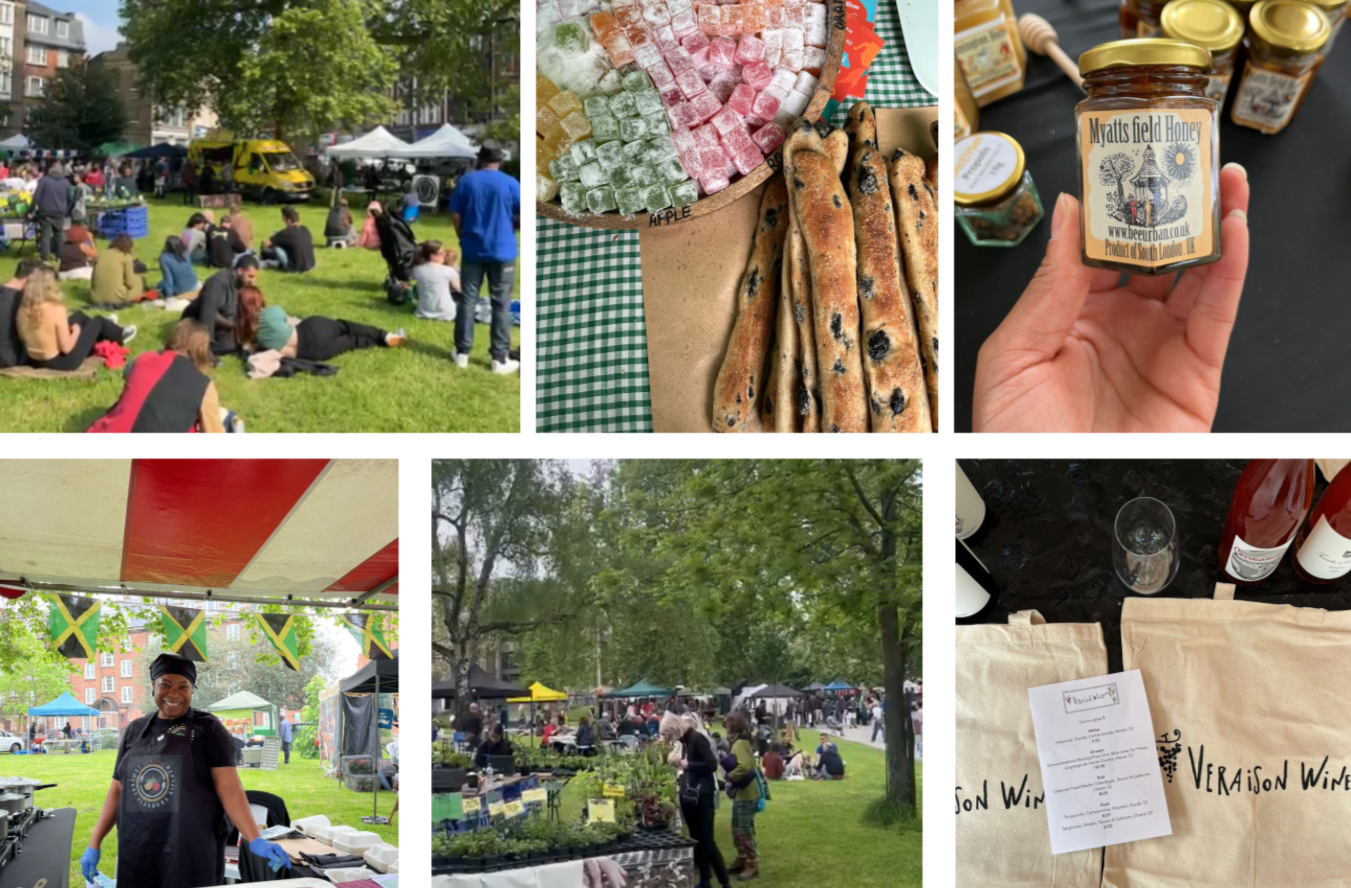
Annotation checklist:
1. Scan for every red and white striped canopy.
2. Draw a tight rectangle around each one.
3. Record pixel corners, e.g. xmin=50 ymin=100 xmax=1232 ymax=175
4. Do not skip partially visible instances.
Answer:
xmin=0 ymin=459 xmax=398 ymax=605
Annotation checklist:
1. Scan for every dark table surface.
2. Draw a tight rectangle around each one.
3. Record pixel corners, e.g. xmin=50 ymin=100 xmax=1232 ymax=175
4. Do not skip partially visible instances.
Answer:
xmin=2 ymin=807 xmax=74 ymax=888
xmin=958 ymin=459 xmax=1351 ymax=672
xmin=955 ymin=0 xmax=1351 ymax=432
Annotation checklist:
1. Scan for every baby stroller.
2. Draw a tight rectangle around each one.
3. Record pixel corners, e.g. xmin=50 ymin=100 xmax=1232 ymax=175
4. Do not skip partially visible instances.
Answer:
xmin=374 ymin=202 xmax=417 ymax=306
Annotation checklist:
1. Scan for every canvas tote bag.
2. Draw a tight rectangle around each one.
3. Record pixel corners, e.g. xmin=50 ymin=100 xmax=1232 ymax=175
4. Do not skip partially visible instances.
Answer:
xmin=1106 ymin=592 xmax=1351 ymax=887
xmin=957 ymin=610 xmax=1108 ymax=887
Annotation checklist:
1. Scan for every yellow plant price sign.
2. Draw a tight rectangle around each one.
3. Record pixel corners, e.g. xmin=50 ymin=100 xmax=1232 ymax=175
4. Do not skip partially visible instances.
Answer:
xmin=488 ymin=800 xmax=506 ymax=818
xmin=588 ymin=799 xmax=616 ymax=824
xmin=602 ymin=782 xmax=627 ymax=798
xmin=504 ymin=800 xmax=525 ymax=818
xmin=522 ymin=788 xmax=548 ymax=804
xmin=461 ymin=796 xmax=482 ymax=814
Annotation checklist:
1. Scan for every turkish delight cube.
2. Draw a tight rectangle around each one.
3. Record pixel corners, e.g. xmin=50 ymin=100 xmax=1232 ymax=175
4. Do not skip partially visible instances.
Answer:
xmin=659 ymin=84 xmax=684 ymax=105
xmin=616 ymin=185 xmax=647 ymax=215
xmin=591 ymin=115 xmax=621 ymax=142
xmin=783 ymin=27 xmax=804 ymax=51
xmin=782 ymin=49 xmax=803 ymax=71
xmin=693 ymin=123 xmax=720 ymax=149
xmin=807 ymin=2 xmax=826 ymax=25
xmin=666 ymin=44 xmax=695 ymax=73
xmin=708 ymin=70 xmax=741 ymax=102
xmin=605 ymin=32 xmax=637 ymax=66
xmin=596 ymin=139 xmax=627 ymax=171
xmin=671 ymin=127 xmax=697 ymax=153
xmin=619 ymin=116 xmax=650 ymax=141
xmin=548 ymin=89 xmax=583 ymax=118
xmin=610 ymin=163 xmax=635 ymax=189
xmin=559 ymin=181 xmax=587 ymax=213
xmin=709 ymin=37 xmax=737 ymax=67
xmin=750 ymin=122 xmax=785 ymax=154
xmin=560 ymin=111 xmax=593 ymax=141
xmin=668 ymin=100 xmax=701 ymax=128
xmin=744 ymin=3 xmax=768 ymax=32
xmin=644 ymin=112 xmax=672 ymax=135
xmin=691 ymin=91 xmax=722 ymax=121
xmin=642 ymin=183 xmax=673 ymax=211
xmin=697 ymin=4 xmax=720 ymax=32
xmin=559 ymin=0 xmax=590 ymax=15
xmin=578 ymin=161 xmax=609 ymax=188
xmin=783 ymin=5 xmax=804 ymax=25
xmin=586 ymin=185 xmax=617 ymax=213
xmin=571 ymin=139 xmax=598 ymax=165
xmin=655 ymin=155 xmax=689 ymax=184
xmin=672 ymin=8 xmax=699 ymax=35
xmin=732 ymin=146 xmax=763 ymax=175
xmin=634 ymin=42 xmax=665 ymax=68
xmin=780 ymin=89 xmax=810 ymax=117
xmin=682 ymin=30 xmax=710 ymax=53
xmin=643 ymin=1 xmax=671 ymax=25
xmin=700 ymin=168 xmax=730 ymax=193
xmin=622 ymin=140 xmax=649 ymax=162
xmin=793 ymin=70 xmax=818 ymax=95
xmin=693 ymin=47 xmax=718 ymax=79
xmin=652 ymin=23 xmax=678 ymax=51
xmin=647 ymin=60 xmax=676 ymax=88
xmin=538 ymin=0 xmax=563 ymax=33
xmin=549 ymin=154 xmax=580 ymax=182
xmin=721 ymin=5 xmax=743 ymax=34
xmin=783 ymin=0 xmax=805 ymax=6
xmin=669 ymin=0 xmax=693 ymax=10
xmin=583 ymin=97 xmax=610 ymax=119
xmin=721 ymin=123 xmax=754 ymax=154
xmin=634 ymin=91 xmax=664 ymax=117
xmin=699 ymin=146 xmax=726 ymax=172
xmin=554 ymin=21 xmax=589 ymax=52
xmin=646 ymin=135 xmax=680 ymax=163
xmin=615 ymin=4 xmax=645 ymax=25
xmin=610 ymin=91 xmax=639 ymax=118
xmin=713 ymin=102 xmax=745 ymax=132
xmin=537 ymin=105 xmax=562 ymax=140
xmin=803 ymin=46 xmax=826 ymax=70
xmin=622 ymin=71 xmax=651 ymax=95
xmin=671 ymin=180 xmax=700 ymax=206
xmin=741 ymin=60 xmax=774 ymax=90
xmin=630 ymin=161 xmax=660 ymax=187
xmin=735 ymin=34 xmax=766 ymax=65
xmin=537 ymin=73 xmax=561 ymax=109
xmin=806 ymin=19 xmax=827 ymax=47
xmin=676 ymin=67 xmax=707 ymax=98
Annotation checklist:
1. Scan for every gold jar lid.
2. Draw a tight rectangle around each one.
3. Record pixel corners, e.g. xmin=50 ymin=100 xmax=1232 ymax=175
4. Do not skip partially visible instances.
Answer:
xmin=1295 ymin=0 xmax=1343 ymax=11
xmin=1161 ymin=0 xmax=1245 ymax=52
xmin=1250 ymin=0 xmax=1331 ymax=52
xmin=1078 ymin=38 xmax=1212 ymax=75
xmin=954 ymin=132 xmax=1026 ymax=207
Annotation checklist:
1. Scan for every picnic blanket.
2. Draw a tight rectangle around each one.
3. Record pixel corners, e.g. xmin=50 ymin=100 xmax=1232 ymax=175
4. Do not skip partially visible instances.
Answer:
xmin=0 ymin=357 xmax=102 ymax=380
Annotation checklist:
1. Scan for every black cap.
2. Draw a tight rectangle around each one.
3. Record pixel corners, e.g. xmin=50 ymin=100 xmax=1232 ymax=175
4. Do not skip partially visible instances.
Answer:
xmin=150 ymin=653 xmax=197 ymax=686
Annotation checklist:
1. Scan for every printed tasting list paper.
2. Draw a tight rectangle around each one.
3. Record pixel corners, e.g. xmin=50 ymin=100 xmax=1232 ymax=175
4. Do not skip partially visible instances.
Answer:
xmin=1027 ymin=669 xmax=1172 ymax=854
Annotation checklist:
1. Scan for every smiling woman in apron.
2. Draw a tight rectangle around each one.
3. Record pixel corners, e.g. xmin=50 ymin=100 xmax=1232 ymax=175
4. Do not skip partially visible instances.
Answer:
xmin=79 ymin=653 xmax=293 ymax=887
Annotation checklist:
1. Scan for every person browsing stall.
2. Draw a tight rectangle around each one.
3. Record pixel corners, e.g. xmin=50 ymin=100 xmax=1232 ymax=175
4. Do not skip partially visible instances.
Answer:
xmin=474 ymin=723 xmax=514 ymax=770
xmin=82 ymin=653 xmax=291 ymax=886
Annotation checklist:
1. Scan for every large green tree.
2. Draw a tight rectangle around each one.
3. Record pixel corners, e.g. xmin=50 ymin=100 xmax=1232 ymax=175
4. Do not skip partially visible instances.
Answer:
xmin=26 ymin=66 xmax=128 ymax=151
xmin=118 ymin=0 xmax=518 ymax=143
xmin=0 ymin=631 xmax=75 ymax=735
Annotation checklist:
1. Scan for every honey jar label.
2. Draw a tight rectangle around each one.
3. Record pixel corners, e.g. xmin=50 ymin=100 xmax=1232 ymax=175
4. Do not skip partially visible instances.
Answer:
xmin=955 ymin=17 xmax=1022 ymax=98
xmin=1231 ymin=63 xmax=1312 ymax=134
xmin=1079 ymin=109 xmax=1215 ymax=270
xmin=956 ymin=106 xmax=971 ymax=139
xmin=1205 ymin=73 xmax=1232 ymax=106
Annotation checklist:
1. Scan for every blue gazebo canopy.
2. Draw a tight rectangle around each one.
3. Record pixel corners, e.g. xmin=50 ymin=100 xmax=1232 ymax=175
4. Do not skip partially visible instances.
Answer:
xmin=29 ymin=691 xmax=99 ymax=717
xmin=823 ymin=680 xmax=856 ymax=692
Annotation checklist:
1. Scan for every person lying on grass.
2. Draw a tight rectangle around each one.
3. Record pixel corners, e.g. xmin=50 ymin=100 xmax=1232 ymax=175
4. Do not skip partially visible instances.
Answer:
xmin=181 ymin=258 xmax=260 ymax=357
xmin=90 ymin=234 xmax=157 ymax=307
xmin=260 ymin=206 xmax=316 ymax=273
xmin=235 ymin=284 xmax=407 ymax=362
xmin=17 ymin=265 xmax=135 ymax=371
xmin=88 ymin=319 xmax=229 ymax=433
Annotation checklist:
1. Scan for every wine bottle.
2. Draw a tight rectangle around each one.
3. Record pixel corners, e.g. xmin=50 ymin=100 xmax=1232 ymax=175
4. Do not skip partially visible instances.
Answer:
xmin=956 ymin=462 xmax=986 ymax=540
xmin=956 ymin=539 xmax=995 ymax=618
xmin=1293 ymin=464 xmax=1351 ymax=584
xmin=1218 ymin=459 xmax=1314 ymax=585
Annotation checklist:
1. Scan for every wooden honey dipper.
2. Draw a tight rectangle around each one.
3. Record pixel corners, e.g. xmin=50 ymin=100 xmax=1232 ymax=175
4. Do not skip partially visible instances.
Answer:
xmin=1019 ymin=13 xmax=1087 ymax=93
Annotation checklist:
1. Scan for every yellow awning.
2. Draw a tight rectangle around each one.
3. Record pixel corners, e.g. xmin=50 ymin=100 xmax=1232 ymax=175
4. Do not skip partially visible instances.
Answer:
xmin=508 ymin=681 xmax=569 ymax=703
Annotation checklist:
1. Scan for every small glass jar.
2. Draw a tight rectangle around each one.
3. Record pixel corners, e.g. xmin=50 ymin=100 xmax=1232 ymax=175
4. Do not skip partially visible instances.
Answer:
xmin=1162 ymin=0 xmax=1246 ymax=105
xmin=1075 ymin=39 xmax=1221 ymax=275
xmin=1298 ymin=0 xmax=1346 ymax=51
xmin=955 ymin=65 xmax=981 ymax=138
xmin=1122 ymin=0 xmax=1172 ymax=37
xmin=955 ymin=0 xmax=1028 ymax=107
xmin=954 ymin=132 xmax=1044 ymax=247
xmin=1230 ymin=0 xmax=1329 ymax=133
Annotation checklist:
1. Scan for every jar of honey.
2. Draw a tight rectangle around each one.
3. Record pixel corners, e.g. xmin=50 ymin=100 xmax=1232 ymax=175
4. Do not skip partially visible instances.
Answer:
xmin=1122 ymin=0 xmax=1174 ymax=36
xmin=955 ymin=66 xmax=981 ymax=138
xmin=1230 ymin=0 xmax=1329 ymax=133
xmin=1162 ymin=0 xmax=1246 ymax=104
xmin=954 ymin=132 xmax=1045 ymax=247
xmin=955 ymin=0 xmax=1028 ymax=107
xmin=1075 ymin=39 xmax=1221 ymax=275
xmin=1299 ymin=0 xmax=1346 ymax=51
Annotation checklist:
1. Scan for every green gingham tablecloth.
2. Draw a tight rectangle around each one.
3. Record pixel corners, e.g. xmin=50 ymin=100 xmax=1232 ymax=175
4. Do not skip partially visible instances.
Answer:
xmin=537 ymin=0 xmax=936 ymax=433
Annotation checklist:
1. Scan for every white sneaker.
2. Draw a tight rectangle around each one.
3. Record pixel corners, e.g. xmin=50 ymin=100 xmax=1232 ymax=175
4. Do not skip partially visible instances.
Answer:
xmin=492 ymin=358 xmax=520 ymax=375
xmin=121 ymin=325 xmax=138 ymax=345
xmin=453 ymin=353 xmax=469 ymax=369
xmin=107 ymin=313 xmax=119 ymax=326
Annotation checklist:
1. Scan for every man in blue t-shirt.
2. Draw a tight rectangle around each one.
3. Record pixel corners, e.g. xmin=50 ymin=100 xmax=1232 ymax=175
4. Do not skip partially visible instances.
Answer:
xmin=449 ymin=146 xmax=520 ymax=375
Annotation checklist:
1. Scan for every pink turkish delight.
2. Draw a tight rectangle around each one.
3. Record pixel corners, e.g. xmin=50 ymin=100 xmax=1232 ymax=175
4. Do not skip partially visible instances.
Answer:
xmin=711 ymin=104 xmax=744 ymax=133
xmin=732 ymin=147 xmax=762 ymax=176
xmin=676 ymin=67 xmax=707 ymax=98
xmin=726 ymin=83 xmax=756 ymax=116
xmin=669 ymin=100 xmax=701 ymax=128
xmin=634 ymin=43 xmax=664 ymax=68
xmin=707 ymin=70 xmax=741 ymax=102
xmin=741 ymin=60 xmax=774 ymax=91
xmin=734 ymin=34 xmax=765 ymax=64
xmin=708 ymin=37 xmax=737 ymax=67
xmin=653 ymin=23 xmax=678 ymax=50
xmin=671 ymin=8 xmax=699 ymax=35
xmin=750 ymin=122 xmax=785 ymax=154
xmin=665 ymin=45 xmax=695 ymax=73
xmin=691 ymin=91 xmax=723 ymax=121
xmin=681 ymin=30 xmax=709 ymax=52
xmin=697 ymin=4 xmax=720 ymax=31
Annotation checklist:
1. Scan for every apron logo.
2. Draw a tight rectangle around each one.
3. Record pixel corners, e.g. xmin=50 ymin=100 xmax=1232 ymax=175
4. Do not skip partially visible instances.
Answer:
xmin=131 ymin=759 xmax=176 ymax=809
xmin=168 ymin=725 xmax=188 ymax=737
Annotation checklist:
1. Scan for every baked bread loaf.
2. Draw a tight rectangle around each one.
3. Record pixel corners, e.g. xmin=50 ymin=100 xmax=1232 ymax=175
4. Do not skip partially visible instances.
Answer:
xmin=890 ymin=148 xmax=940 ymax=431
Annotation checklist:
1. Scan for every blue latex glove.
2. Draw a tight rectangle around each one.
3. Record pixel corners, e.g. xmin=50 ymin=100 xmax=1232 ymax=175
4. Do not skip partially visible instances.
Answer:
xmin=80 ymin=846 xmax=100 ymax=882
xmin=249 ymin=837 xmax=292 ymax=872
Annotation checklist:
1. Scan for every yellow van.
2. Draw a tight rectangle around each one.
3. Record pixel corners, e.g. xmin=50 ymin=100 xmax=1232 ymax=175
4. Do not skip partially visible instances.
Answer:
xmin=187 ymin=137 xmax=315 ymax=203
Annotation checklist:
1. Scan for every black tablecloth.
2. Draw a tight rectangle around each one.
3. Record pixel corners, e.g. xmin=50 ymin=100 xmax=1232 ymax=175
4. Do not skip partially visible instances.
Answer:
xmin=954 ymin=0 xmax=1351 ymax=432
xmin=1 ymin=807 xmax=74 ymax=888
xmin=958 ymin=459 xmax=1351 ymax=672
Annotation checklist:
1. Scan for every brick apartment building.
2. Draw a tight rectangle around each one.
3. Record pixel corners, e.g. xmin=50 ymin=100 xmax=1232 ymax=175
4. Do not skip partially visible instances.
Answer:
xmin=386 ymin=33 xmax=520 ymax=146
xmin=13 ymin=1 xmax=84 ymax=132
xmin=87 ymin=41 xmax=217 ymax=147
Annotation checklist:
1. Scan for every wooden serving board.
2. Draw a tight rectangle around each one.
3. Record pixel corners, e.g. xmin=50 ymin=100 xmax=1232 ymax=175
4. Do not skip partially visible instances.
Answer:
xmin=639 ymin=105 xmax=938 ymax=432
xmin=536 ymin=0 xmax=847 ymax=230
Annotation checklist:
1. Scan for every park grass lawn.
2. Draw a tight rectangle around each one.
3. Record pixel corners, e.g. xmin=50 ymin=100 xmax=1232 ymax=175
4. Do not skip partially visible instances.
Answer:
xmin=559 ymin=731 xmax=922 ymax=888
xmin=0 ymin=197 xmax=520 ymax=432
xmin=6 ymin=750 xmax=397 ymax=884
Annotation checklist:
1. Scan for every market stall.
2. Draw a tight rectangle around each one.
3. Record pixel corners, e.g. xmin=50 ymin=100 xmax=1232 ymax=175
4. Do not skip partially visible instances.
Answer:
xmin=536 ymin=0 xmax=937 ymax=432
xmin=25 ymin=692 xmax=99 ymax=753
xmin=340 ymin=656 xmax=399 ymax=824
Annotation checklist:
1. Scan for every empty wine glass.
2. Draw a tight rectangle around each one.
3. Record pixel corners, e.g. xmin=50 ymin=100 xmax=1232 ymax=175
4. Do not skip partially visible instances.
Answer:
xmin=1113 ymin=497 xmax=1179 ymax=594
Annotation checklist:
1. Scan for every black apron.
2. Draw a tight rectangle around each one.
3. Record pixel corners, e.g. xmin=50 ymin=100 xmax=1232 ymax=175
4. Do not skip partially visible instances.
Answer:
xmin=117 ymin=710 xmax=228 ymax=888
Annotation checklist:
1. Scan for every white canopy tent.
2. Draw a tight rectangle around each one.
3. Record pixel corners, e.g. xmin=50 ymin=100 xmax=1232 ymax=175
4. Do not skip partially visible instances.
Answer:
xmin=323 ymin=126 xmax=412 ymax=160
xmin=399 ymin=123 xmax=477 ymax=160
xmin=0 ymin=134 xmax=31 ymax=150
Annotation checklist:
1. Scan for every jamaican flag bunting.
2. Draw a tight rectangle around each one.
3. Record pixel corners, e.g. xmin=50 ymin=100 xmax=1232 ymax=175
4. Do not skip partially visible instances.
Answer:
xmin=48 ymin=594 xmax=102 ymax=660
xmin=160 ymin=604 xmax=208 ymax=663
xmin=257 ymin=613 xmax=300 ymax=671
xmin=342 ymin=613 xmax=392 ymax=660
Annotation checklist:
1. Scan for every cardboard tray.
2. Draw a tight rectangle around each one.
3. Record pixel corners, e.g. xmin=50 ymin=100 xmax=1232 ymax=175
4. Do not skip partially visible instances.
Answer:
xmin=537 ymin=0 xmax=846 ymax=230
xmin=639 ymin=104 xmax=938 ymax=432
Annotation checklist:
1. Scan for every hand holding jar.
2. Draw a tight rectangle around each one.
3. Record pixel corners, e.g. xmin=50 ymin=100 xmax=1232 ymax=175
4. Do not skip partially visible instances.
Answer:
xmin=971 ymin=165 xmax=1250 ymax=433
